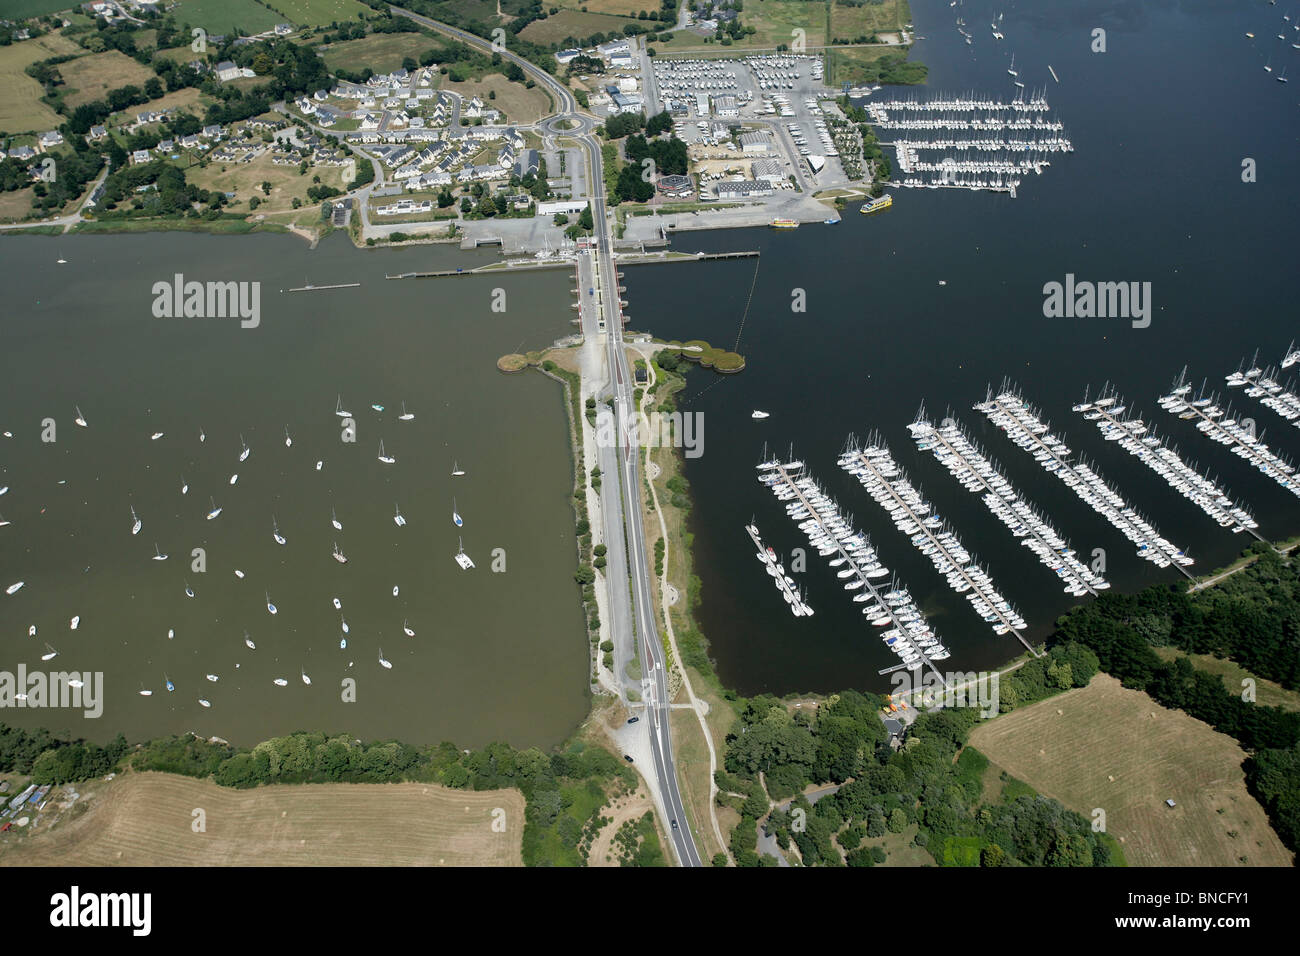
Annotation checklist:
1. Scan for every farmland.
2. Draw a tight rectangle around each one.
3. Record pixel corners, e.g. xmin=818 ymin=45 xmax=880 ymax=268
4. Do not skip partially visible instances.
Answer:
xmin=440 ymin=72 xmax=553 ymax=123
xmin=3 ymin=772 xmax=524 ymax=866
xmin=58 ymin=50 xmax=158 ymax=109
xmin=968 ymin=674 xmax=1293 ymax=867
xmin=263 ymin=0 xmax=374 ymax=28
xmin=519 ymin=9 xmax=636 ymax=46
xmin=320 ymin=32 xmax=445 ymax=74
xmin=0 ymin=32 xmax=83 ymax=132
xmin=3 ymin=0 xmax=79 ymax=17
xmin=184 ymin=151 xmax=353 ymax=212
xmin=829 ymin=0 xmax=911 ymax=42
xmin=167 ymin=0 xmax=285 ymax=35
xmin=556 ymin=0 xmax=661 ymax=15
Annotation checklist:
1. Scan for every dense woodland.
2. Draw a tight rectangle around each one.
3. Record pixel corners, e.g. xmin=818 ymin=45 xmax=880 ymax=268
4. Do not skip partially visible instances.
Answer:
xmin=719 ymin=644 xmax=1113 ymax=866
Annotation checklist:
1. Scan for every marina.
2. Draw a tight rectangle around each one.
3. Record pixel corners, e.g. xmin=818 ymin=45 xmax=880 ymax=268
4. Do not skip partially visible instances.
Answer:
xmin=756 ymin=457 xmax=952 ymax=682
xmin=908 ymin=412 xmax=1108 ymax=597
xmin=1075 ymin=389 xmax=1261 ymax=538
xmin=867 ymin=93 xmax=1073 ymax=196
xmin=1225 ymin=354 xmax=1300 ymax=428
xmin=1158 ymin=376 xmax=1300 ymax=500
xmin=838 ymin=437 xmax=1034 ymax=652
xmin=976 ymin=386 xmax=1194 ymax=577
xmin=743 ymin=522 xmax=812 ymax=617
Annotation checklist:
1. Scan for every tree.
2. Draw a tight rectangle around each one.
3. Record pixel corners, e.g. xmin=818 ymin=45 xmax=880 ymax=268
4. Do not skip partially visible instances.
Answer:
xmin=578 ymin=206 xmax=593 ymax=230
xmin=261 ymin=181 xmax=272 ymax=195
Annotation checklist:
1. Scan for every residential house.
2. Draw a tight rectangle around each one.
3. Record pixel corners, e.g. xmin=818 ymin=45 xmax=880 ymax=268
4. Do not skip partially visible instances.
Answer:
xmin=215 ymin=61 xmax=241 ymax=82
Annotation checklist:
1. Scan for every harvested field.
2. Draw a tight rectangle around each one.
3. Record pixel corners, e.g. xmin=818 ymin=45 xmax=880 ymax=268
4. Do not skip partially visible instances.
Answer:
xmin=5 ymin=772 xmax=524 ymax=866
xmin=59 ymin=51 xmax=157 ymax=109
xmin=968 ymin=674 xmax=1293 ymax=867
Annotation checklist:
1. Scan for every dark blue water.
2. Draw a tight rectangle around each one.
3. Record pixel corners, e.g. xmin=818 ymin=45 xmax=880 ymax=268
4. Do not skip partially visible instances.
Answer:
xmin=628 ymin=0 xmax=1300 ymax=696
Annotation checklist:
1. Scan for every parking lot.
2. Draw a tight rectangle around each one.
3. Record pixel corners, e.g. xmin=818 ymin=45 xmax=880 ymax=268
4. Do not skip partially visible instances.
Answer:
xmin=650 ymin=53 xmax=858 ymax=200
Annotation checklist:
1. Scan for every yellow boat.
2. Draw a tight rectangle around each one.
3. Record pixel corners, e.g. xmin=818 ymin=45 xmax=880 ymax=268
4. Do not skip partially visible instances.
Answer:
xmin=861 ymin=194 xmax=893 ymax=214
xmin=769 ymin=218 xmax=799 ymax=229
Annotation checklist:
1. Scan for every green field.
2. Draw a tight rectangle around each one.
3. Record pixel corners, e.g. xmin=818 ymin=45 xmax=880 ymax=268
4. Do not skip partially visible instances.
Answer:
xmin=519 ymin=9 xmax=636 ymax=46
xmin=168 ymin=0 xmax=285 ymax=35
xmin=3 ymin=0 xmax=79 ymax=17
xmin=0 ymin=33 xmax=82 ymax=132
xmin=321 ymin=32 xmax=444 ymax=73
xmin=824 ymin=44 xmax=925 ymax=86
xmin=830 ymin=0 xmax=910 ymax=42
xmin=263 ymin=0 xmax=373 ymax=28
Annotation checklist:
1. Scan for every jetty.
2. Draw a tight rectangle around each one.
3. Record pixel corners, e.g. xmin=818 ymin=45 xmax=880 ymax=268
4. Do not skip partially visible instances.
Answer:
xmin=909 ymin=412 xmax=1108 ymax=597
xmin=1077 ymin=387 xmax=1263 ymax=540
xmin=839 ymin=436 xmax=1036 ymax=653
xmin=757 ymin=456 xmax=953 ymax=686
xmin=977 ymin=385 xmax=1195 ymax=578
xmin=287 ymin=282 xmax=360 ymax=292
xmin=1158 ymin=376 xmax=1300 ymax=502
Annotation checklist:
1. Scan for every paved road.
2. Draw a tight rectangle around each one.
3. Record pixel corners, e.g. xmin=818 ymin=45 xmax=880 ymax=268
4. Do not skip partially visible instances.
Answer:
xmin=391 ymin=4 xmax=703 ymax=868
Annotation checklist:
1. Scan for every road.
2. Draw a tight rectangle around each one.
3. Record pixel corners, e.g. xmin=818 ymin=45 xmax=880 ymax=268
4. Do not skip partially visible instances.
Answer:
xmin=391 ymin=5 xmax=703 ymax=868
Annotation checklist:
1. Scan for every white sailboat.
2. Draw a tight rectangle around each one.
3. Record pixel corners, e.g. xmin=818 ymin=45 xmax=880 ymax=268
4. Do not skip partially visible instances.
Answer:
xmin=150 ymin=431 xmax=165 ymax=441
xmin=332 ymin=505 xmax=343 ymax=531
xmin=340 ymin=635 xmax=347 ymax=649
xmin=153 ymin=543 xmax=167 ymax=561
xmin=315 ymin=460 xmax=323 ymax=471
xmin=392 ymin=585 xmax=400 ymax=596
xmin=165 ymin=674 xmax=174 ymax=692
xmin=207 ymin=496 xmax=222 ymax=520
xmin=403 ymin=619 xmax=415 ymax=637
xmin=239 ymin=434 xmax=250 ymax=462
xmin=399 ymin=402 xmax=415 ymax=421
xmin=265 ymin=591 xmax=277 ymax=615
xmin=199 ymin=699 xmax=211 ymax=708
xmin=234 ymin=569 xmax=245 ymax=579
xmin=184 ymin=581 xmax=195 ymax=598
xmin=394 ymin=504 xmax=406 ymax=527
xmin=1007 ymin=53 xmax=1017 ymax=76
xmin=41 ymin=644 xmax=57 ymax=661
xmin=272 ymin=515 xmax=286 ymax=546
xmin=284 ymin=426 xmax=293 ymax=447
xmin=335 ymin=394 xmax=352 ymax=418
xmin=455 ymin=537 xmax=475 ymax=570
xmin=332 ymin=597 xmax=342 ymax=609
xmin=180 ymin=474 xmax=188 ymax=495
xmin=301 ymin=668 xmax=311 ymax=686
xmin=333 ymin=541 xmax=348 ymax=564
xmin=139 ymin=684 xmax=153 ymax=697
xmin=751 ymin=410 xmax=770 ymax=419
xmin=273 ymin=677 xmax=288 ymax=686
xmin=206 ymin=673 xmax=219 ymax=682
xmin=28 ymin=625 xmax=35 ymax=636
xmin=452 ymin=498 xmax=463 ymax=528
xmin=245 ymin=631 xmax=256 ymax=649
xmin=1278 ymin=66 xmax=1289 ymax=82
xmin=199 ymin=426 xmax=206 ymax=443
xmin=230 ymin=473 xmax=238 ymax=485
xmin=451 ymin=460 xmax=465 ymax=477
xmin=340 ymin=615 xmax=349 ymax=634
xmin=0 ymin=513 xmax=9 ymax=527
xmin=6 ymin=581 xmax=25 ymax=595
xmin=168 ymin=628 xmax=174 ymax=639
xmin=378 ymin=648 xmax=393 ymax=669
xmin=130 ymin=505 xmax=141 ymax=536
xmin=74 ymin=405 xmax=87 ymax=428
xmin=378 ymin=439 xmax=395 ymax=464
xmin=70 ymin=615 xmax=80 ymax=630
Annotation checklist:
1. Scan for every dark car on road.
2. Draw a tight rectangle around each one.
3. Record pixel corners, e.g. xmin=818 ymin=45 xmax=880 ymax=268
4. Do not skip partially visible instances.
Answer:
xmin=623 ymin=754 xmax=634 ymax=763
xmin=627 ymin=716 xmax=639 ymax=724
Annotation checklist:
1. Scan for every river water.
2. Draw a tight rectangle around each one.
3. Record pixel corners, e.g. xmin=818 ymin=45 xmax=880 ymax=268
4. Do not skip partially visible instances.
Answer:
xmin=627 ymin=0 xmax=1300 ymax=696
xmin=0 ymin=232 xmax=592 ymax=748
